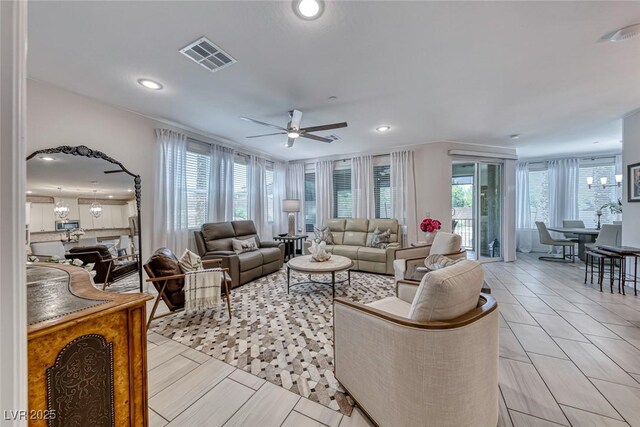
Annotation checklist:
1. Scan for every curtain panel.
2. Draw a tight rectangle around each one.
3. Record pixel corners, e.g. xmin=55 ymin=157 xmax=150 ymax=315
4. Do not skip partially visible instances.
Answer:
xmin=152 ymin=128 xmax=190 ymax=254
xmin=286 ymin=162 xmax=306 ymax=232
xmin=515 ymin=162 xmax=533 ymax=253
xmin=351 ymin=155 xmax=375 ymax=218
xmin=548 ymin=158 xmax=579 ymax=228
xmin=272 ymin=161 xmax=288 ymax=235
xmin=247 ymin=155 xmax=270 ymax=240
xmin=390 ymin=151 xmax=418 ymax=245
xmin=209 ymin=144 xmax=235 ymax=223
xmin=315 ymin=160 xmax=334 ymax=228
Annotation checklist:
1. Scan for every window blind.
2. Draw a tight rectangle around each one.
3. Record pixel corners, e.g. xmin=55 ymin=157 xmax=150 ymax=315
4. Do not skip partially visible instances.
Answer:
xmin=233 ymin=162 xmax=249 ymax=220
xmin=373 ymin=165 xmax=391 ymax=219
xmin=304 ymin=172 xmax=316 ymax=232
xmin=185 ymin=150 xmax=211 ymax=228
xmin=333 ymin=169 xmax=352 ymax=218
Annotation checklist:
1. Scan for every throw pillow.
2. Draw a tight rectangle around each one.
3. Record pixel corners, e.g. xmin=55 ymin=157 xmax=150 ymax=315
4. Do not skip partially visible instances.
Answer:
xmin=313 ymin=227 xmax=335 ymax=245
xmin=424 ymin=254 xmax=464 ymax=271
xmin=178 ymin=248 xmax=203 ymax=273
xmin=369 ymin=227 xmax=392 ymax=249
xmin=232 ymin=237 xmax=258 ymax=254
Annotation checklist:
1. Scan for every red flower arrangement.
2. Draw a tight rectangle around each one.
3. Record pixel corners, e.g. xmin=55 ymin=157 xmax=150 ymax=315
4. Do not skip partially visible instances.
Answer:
xmin=420 ymin=217 xmax=442 ymax=233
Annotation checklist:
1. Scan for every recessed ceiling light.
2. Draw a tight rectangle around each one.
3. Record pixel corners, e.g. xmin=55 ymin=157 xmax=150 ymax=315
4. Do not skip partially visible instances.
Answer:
xmin=40 ymin=156 xmax=55 ymax=161
xmin=108 ymin=195 xmax=113 ymax=198
xmin=509 ymin=134 xmax=520 ymax=140
xmin=376 ymin=125 xmax=391 ymax=132
xmin=26 ymin=190 xmax=33 ymax=194
xmin=293 ymin=0 xmax=324 ymax=20
xmin=287 ymin=131 xmax=300 ymax=138
xmin=127 ymin=189 xmax=133 ymax=192
xmin=137 ymin=78 xmax=163 ymax=90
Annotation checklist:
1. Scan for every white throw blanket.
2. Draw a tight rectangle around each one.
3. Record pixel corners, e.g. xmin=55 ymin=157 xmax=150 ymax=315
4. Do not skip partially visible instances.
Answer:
xmin=184 ymin=268 xmax=222 ymax=312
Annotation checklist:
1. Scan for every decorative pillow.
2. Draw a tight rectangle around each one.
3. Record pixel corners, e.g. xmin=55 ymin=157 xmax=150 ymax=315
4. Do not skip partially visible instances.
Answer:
xmin=108 ymin=245 xmax=118 ymax=259
xmin=424 ymin=254 xmax=464 ymax=271
xmin=314 ymin=227 xmax=335 ymax=245
xmin=370 ymin=228 xmax=392 ymax=249
xmin=232 ymin=237 xmax=258 ymax=254
xmin=178 ymin=248 xmax=202 ymax=273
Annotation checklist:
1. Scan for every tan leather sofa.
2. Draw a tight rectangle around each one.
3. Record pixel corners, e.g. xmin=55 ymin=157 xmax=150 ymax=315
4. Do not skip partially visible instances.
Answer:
xmin=304 ymin=218 xmax=400 ymax=275
xmin=334 ymin=260 xmax=498 ymax=427
xmin=194 ymin=220 xmax=284 ymax=288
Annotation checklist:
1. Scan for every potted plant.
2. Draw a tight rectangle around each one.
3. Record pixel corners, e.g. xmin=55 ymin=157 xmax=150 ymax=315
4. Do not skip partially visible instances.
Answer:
xmin=419 ymin=217 xmax=442 ymax=244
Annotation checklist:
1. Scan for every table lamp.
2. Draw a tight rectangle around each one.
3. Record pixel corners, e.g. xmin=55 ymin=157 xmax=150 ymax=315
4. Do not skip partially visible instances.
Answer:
xmin=282 ymin=199 xmax=301 ymax=236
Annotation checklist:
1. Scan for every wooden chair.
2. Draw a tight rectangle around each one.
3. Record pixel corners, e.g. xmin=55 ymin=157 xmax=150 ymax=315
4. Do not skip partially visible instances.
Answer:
xmin=144 ymin=248 xmax=232 ymax=330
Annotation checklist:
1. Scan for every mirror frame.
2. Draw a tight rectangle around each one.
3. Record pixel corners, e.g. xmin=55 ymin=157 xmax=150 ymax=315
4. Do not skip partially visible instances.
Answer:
xmin=27 ymin=145 xmax=143 ymax=292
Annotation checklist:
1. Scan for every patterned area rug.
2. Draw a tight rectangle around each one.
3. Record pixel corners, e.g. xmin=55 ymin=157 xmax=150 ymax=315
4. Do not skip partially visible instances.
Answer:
xmin=96 ymin=274 xmax=141 ymax=294
xmin=150 ymin=268 xmax=395 ymax=414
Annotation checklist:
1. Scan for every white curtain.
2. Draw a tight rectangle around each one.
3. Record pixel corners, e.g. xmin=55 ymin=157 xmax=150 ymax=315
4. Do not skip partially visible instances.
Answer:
xmin=548 ymin=158 xmax=579 ymax=228
xmin=286 ymin=162 xmax=306 ymax=232
xmin=390 ymin=151 xmax=418 ymax=246
xmin=209 ymin=144 xmax=234 ymax=222
xmin=152 ymin=129 xmax=189 ymax=253
xmin=272 ymin=161 xmax=288 ymax=235
xmin=351 ymin=155 xmax=375 ymax=218
xmin=515 ymin=162 xmax=533 ymax=253
xmin=247 ymin=155 xmax=270 ymax=240
xmin=315 ymin=160 xmax=334 ymax=228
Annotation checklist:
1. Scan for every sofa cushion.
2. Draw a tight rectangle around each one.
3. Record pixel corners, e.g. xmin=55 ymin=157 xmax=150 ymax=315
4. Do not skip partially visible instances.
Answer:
xmin=408 ymin=260 xmax=484 ymax=321
xmin=367 ymin=219 xmax=399 ymax=245
xmin=202 ymin=222 xmax=235 ymax=252
xmin=430 ymin=232 xmax=462 ymax=255
xmin=343 ymin=219 xmax=369 ymax=246
xmin=325 ymin=219 xmax=346 ymax=245
xmin=332 ymin=245 xmax=360 ymax=259
xmin=357 ymin=247 xmax=387 ymax=263
xmin=259 ymin=247 xmax=282 ymax=264
xmin=367 ymin=296 xmax=411 ymax=317
xmin=237 ymin=250 xmax=263 ymax=271
xmin=232 ymin=220 xmax=258 ymax=237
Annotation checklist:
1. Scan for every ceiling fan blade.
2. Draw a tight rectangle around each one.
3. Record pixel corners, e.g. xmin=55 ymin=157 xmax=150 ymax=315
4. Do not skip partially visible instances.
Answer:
xmin=246 ymin=132 xmax=287 ymax=139
xmin=104 ymin=169 xmax=124 ymax=174
xmin=286 ymin=137 xmax=295 ymax=148
xmin=300 ymin=122 xmax=348 ymax=133
xmin=289 ymin=109 xmax=303 ymax=131
xmin=239 ymin=116 xmax=287 ymax=131
xmin=300 ymin=133 xmax=332 ymax=143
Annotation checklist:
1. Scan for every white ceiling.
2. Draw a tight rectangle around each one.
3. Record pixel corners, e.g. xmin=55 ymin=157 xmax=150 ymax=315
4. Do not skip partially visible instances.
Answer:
xmin=27 ymin=1 xmax=639 ymax=160
xmin=27 ymin=154 xmax=136 ymax=199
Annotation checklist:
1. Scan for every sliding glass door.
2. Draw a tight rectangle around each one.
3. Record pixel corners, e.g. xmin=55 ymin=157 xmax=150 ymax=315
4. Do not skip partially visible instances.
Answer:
xmin=452 ymin=161 xmax=503 ymax=261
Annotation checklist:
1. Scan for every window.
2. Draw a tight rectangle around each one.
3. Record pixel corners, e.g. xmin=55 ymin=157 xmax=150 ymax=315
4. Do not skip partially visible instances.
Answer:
xmin=578 ymin=162 xmax=620 ymax=228
xmin=373 ymin=165 xmax=391 ymax=218
xmin=233 ymin=161 xmax=248 ymax=220
xmin=185 ymin=150 xmax=210 ymax=228
xmin=528 ymin=167 xmax=549 ymax=225
xmin=304 ymin=172 xmax=316 ymax=232
xmin=333 ymin=168 xmax=352 ymax=218
xmin=266 ymin=168 xmax=274 ymax=222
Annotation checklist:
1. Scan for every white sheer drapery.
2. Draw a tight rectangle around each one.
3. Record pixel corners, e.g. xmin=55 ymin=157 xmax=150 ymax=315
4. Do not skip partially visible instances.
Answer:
xmin=515 ymin=162 xmax=533 ymax=253
xmin=247 ymin=155 xmax=270 ymax=240
xmin=315 ymin=160 xmax=334 ymax=228
xmin=153 ymin=129 xmax=189 ymax=253
xmin=209 ymin=144 xmax=234 ymax=222
xmin=286 ymin=162 xmax=306 ymax=232
xmin=390 ymin=150 xmax=417 ymax=245
xmin=351 ymin=155 xmax=375 ymax=218
xmin=272 ymin=161 xmax=288 ymax=235
xmin=548 ymin=158 xmax=579 ymax=228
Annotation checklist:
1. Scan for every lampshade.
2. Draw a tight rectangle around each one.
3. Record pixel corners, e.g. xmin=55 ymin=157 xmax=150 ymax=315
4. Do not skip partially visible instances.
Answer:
xmin=615 ymin=174 xmax=623 ymax=184
xmin=586 ymin=177 xmax=594 ymax=186
xmin=600 ymin=177 xmax=608 ymax=186
xmin=282 ymin=199 xmax=301 ymax=212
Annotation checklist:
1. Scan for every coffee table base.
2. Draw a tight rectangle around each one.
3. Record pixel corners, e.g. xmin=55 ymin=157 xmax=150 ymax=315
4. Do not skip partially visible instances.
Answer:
xmin=287 ymin=268 xmax=351 ymax=298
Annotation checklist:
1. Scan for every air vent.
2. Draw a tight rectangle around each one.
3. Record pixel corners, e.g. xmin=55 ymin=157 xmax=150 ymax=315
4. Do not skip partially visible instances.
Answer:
xmin=327 ymin=135 xmax=341 ymax=141
xmin=179 ymin=37 xmax=236 ymax=73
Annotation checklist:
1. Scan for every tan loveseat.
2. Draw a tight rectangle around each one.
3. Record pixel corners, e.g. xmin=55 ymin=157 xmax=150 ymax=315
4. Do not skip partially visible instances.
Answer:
xmin=304 ymin=218 xmax=400 ymax=275
xmin=334 ymin=260 xmax=498 ymax=427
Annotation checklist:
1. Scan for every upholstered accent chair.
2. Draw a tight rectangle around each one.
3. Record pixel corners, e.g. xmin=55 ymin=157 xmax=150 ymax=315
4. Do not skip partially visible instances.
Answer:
xmin=393 ymin=232 xmax=467 ymax=286
xmin=334 ymin=260 xmax=498 ymax=427
xmin=193 ymin=220 xmax=285 ymax=287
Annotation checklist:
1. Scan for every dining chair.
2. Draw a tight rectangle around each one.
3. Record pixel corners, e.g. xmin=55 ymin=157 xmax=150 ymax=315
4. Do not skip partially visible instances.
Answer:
xmin=562 ymin=219 xmax=585 ymax=242
xmin=585 ymin=224 xmax=621 ymax=250
xmin=535 ymin=221 xmax=575 ymax=263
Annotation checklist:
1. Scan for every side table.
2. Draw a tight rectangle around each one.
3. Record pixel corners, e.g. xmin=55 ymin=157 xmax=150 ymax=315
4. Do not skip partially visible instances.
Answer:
xmin=274 ymin=235 xmax=308 ymax=261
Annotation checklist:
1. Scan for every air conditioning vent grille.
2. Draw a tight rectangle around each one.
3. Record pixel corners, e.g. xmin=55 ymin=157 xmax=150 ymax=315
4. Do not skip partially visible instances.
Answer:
xmin=180 ymin=37 xmax=236 ymax=73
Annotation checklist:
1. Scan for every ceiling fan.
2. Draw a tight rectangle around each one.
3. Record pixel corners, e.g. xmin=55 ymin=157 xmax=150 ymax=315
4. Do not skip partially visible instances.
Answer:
xmin=240 ymin=109 xmax=347 ymax=148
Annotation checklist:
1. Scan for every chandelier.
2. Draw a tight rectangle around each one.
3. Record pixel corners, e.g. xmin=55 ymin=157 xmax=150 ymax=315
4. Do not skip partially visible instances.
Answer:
xmin=54 ymin=187 xmax=70 ymax=220
xmin=89 ymin=189 xmax=103 ymax=218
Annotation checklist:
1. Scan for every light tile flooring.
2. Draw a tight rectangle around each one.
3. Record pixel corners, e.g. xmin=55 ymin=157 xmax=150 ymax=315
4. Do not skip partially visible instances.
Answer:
xmin=146 ymin=254 xmax=640 ymax=426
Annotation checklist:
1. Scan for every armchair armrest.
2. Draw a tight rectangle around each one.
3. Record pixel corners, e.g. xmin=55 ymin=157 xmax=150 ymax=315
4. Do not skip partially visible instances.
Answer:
xmin=394 ymin=245 xmax=431 ymax=260
xmin=396 ymin=280 xmax=420 ymax=303
xmin=260 ymin=240 xmax=283 ymax=249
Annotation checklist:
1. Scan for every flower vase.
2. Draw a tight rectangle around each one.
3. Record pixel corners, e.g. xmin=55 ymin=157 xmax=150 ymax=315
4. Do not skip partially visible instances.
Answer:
xmin=424 ymin=231 xmax=437 ymax=244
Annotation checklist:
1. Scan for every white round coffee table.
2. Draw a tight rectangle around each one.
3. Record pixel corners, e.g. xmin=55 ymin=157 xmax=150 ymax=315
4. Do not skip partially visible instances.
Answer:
xmin=286 ymin=254 xmax=353 ymax=298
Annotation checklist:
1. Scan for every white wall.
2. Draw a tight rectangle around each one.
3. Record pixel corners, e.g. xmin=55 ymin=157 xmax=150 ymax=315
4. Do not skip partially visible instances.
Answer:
xmin=622 ymin=111 xmax=640 ymax=249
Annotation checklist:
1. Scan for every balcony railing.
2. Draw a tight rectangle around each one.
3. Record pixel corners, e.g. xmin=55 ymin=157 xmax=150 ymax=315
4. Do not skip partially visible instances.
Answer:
xmin=452 ymin=218 xmax=473 ymax=249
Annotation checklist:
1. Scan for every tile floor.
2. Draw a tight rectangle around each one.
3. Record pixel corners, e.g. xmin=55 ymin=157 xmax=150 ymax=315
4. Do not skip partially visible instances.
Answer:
xmin=146 ymin=253 xmax=640 ymax=426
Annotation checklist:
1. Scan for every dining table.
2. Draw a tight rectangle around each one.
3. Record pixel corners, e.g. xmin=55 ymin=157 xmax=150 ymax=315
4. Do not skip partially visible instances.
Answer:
xmin=547 ymin=227 xmax=600 ymax=261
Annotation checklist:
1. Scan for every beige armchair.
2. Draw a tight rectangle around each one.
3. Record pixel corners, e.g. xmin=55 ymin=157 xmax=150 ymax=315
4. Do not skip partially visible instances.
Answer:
xmin=393 ymin=232 xmax=467 ymax=286
xmin=334 ymin=260 xmax=498 ymax=427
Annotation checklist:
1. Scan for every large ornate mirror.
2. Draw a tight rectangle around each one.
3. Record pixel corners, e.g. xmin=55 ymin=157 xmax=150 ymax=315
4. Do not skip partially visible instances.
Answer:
xmin=26 ymin=145 xmax=143 ymax=292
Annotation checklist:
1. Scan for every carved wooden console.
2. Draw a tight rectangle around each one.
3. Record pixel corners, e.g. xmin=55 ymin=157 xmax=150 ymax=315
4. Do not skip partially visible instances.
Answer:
xmin=27 ymin=263 xmax=152 ymax=426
